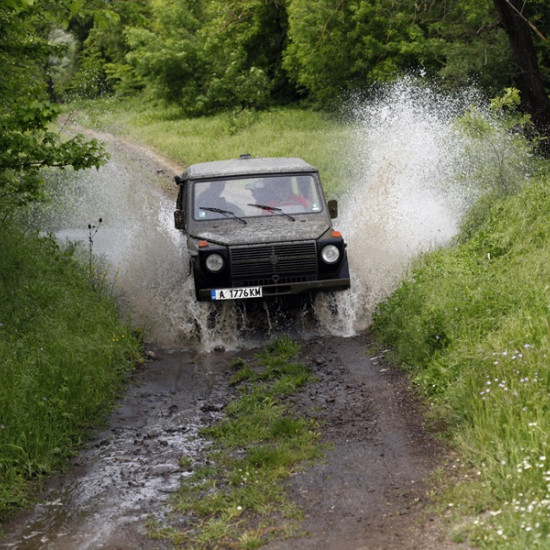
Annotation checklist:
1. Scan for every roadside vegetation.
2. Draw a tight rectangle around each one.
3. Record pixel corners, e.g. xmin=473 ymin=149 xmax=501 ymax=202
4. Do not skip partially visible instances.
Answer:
xmin=373 ymin=147 xmax=550 ymax=545
xmin=149 ymin=337 xmax=321 ymax=549
xmin=0 ymin=222 xmax=142 ymax=521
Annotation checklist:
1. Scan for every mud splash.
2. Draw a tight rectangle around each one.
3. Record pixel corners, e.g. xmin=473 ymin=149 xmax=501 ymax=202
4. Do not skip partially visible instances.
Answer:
xmin=314 ymin=81 xmax=490 ymax=336
xmin=29 ymin=138 xmax=327 ymax=351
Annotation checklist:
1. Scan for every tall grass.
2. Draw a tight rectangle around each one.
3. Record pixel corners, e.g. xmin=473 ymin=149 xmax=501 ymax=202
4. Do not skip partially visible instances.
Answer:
xmin=372 ymin=172 xmax=550 ymax=547
xmin=62 ymin=97 xmax=350 ymax=195
xmin=0 ymin=221 xmax=141 ymax=521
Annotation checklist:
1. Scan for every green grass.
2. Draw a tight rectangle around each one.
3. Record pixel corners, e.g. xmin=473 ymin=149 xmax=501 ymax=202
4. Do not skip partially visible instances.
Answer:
xmin=0 ymin=221 xmax=142 ymax=521
xmin=149 ymin=337 xmax=322 ymax=549
xmin=62 ymin=97 xmax=352 ymax=196
xmin=372 ymin=171 xmax=550 ymax=548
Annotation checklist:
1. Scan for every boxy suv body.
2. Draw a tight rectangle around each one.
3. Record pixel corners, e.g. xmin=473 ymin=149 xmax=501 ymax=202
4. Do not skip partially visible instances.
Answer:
xmin=174 ymin=154 xmax=350 ymax=301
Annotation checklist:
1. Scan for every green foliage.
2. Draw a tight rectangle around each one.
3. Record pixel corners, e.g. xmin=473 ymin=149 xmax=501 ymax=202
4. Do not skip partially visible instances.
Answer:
xmin=372 ymin=159 xmax=550 ymax=545
xmin=151 ymin=337 xmax=320 ymax=548
xmin=0 ymin=221 xmax=142 ymax=520
xmin=6 ymin=0 xmax=549 ymax=115
xmin=124 ymin=0 xmax=290 ymax=114
xmin=65 ymin=0 xmax=150 ymax=99
xmin=0 ymin=100 xmax=107 ymax=211
xmin=111 ymin=0 xmax=547 ymax=112
xmin=282 ymin=0 xmax=512 ymax=107
xmin=0 ymin=2 xmax=109 ymax=213
xmin=284 ymin=0 xmax=437 ymax=105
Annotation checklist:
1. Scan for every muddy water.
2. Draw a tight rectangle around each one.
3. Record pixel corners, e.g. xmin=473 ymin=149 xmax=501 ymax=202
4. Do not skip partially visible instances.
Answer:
xmin=3 ymin=81 xmax=516 ymax=548
xmin=0 ymin=347 xmax=238 ymax=550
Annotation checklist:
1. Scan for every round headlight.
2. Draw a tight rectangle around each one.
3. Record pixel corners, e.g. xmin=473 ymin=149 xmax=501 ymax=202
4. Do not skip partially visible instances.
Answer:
xmin=205 ymin=253 xmax=224 ymax=272
xmin=321 ymin=244 xmax=340 ymax=264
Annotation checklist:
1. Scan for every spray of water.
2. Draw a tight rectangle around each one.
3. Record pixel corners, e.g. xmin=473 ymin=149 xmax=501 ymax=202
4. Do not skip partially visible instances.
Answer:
xmin=313 ymin=79 xmax=521 ymax=336
xmin=33 ymin=81 xmax=528 ymax=350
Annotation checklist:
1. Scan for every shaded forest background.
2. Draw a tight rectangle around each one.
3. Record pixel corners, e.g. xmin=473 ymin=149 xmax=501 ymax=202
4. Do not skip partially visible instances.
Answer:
xmin=1 ymin=0 xmax=550 ymax=210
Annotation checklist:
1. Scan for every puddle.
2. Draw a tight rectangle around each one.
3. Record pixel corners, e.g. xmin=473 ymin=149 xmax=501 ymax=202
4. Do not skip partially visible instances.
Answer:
xmin=0 ymin=348 xmax=236 ymax=549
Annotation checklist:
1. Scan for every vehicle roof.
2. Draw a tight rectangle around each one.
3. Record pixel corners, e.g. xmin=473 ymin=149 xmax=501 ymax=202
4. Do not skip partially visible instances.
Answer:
xmin=183 ymin=156 xmax=318 ymax=180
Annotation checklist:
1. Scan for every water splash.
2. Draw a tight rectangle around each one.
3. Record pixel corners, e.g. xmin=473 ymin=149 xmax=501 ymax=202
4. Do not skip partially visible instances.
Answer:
xmin=314 ymin=80 xmax=500 ymax=335
xmin=32 ymin=81 xmax=530 ymax=349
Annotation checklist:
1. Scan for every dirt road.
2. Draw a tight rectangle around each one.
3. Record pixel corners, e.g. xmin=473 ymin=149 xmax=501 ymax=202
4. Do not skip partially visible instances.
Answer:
xmin=267 ymin=334 xmax=453 ymax=550
xmin=1 ymin=332 xmax=458 ymax=550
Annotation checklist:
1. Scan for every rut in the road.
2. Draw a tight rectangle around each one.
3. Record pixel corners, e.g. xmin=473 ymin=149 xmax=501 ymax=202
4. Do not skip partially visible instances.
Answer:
xmin=264 ymin=334 xmax=452 ymax=550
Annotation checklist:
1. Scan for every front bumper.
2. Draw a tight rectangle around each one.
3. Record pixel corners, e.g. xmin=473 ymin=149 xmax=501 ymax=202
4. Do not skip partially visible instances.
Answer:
xmin=193 ymin=238 xmax=350 ymax=302
xmin=196 ymin=276 xmax=350 ymax=301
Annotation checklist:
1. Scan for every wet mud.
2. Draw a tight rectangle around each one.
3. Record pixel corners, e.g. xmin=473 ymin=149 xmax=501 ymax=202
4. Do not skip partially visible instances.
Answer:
xmin=1 ymin=334 xmax=459 ymax=550
xmin=0 ymin=348 xmax=238 ymax=549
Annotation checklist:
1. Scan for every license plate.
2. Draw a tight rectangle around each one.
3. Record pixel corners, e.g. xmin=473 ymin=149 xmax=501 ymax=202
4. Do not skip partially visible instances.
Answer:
xmin=210 ymin=286 xmax=263 ymax=301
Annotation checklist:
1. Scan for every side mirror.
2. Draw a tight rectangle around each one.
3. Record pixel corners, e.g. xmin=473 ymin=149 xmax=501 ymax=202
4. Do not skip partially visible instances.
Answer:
xmin=328 ymin=199 xmax=338 ymax=219
xmin=174 ymin=175 xmax=183 ymax=186
xmin=174 ymin=209 xmax=185 ymax=230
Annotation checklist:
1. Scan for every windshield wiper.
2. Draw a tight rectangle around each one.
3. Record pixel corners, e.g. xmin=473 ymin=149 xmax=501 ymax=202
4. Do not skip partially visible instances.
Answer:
xmin=199 ymin=206 xmax=247 ymax=224
xmin=247 ymin=203 xmax=295 ymax=221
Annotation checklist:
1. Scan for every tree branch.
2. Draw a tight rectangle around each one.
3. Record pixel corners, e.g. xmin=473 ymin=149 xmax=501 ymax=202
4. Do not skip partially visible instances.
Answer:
xmin=504 ymin=0 xmax=547 ymax=41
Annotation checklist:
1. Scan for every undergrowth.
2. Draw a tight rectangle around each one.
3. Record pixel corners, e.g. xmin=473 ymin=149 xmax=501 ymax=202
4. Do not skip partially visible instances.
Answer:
xmin=0 ymin=221 xmax=142 ymax=522
xmin=373 ymin=170 xmax=550 ymax=548
xmin=149 ymin=337 xmax=322 ymax=549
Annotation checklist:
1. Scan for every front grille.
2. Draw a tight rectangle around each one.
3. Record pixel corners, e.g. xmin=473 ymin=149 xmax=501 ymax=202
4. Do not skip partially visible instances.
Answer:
xmin=230 ymin=241 xmax=317 ymax=282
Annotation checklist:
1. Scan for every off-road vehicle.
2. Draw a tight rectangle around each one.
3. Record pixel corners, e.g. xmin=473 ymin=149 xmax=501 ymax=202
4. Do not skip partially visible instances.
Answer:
xmin=174 ymin=154 xmax=350 ymax=301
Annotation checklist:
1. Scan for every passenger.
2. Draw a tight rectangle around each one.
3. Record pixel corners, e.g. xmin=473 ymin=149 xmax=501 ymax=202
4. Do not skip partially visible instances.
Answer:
xmin=196 ymin=181 xmax=242 ymax=218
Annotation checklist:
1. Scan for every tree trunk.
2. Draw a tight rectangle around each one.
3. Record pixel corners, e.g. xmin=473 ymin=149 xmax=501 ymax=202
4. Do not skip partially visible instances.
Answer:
xmin=493 ymin=0 xmax=550 ymax=149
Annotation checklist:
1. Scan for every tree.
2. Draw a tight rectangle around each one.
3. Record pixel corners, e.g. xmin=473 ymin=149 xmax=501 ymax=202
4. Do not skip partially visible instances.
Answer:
xmin=67 ymin=0 xmax=151 ymax=98
xmin=492 ymin=0 xmax=550 ymax=144
xmin=283 ymin=0 xmax=478 ymax=107
xmin=126 ymin=0 xmax=292 ymax=114
xmin=0 ymin=0 xmax=107 ymax=213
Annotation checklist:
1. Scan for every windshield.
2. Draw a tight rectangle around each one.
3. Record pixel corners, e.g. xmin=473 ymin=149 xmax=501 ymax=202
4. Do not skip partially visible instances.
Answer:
xmin=192 ymin=174 xmax=323 ymax=221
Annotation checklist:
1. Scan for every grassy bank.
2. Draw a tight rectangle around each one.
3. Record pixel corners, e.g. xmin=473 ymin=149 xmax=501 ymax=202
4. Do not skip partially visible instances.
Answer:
xmin=372 ymin=171 xmax=550 ymax=547
xmin=0 ymin=222 xmax=142 ymax=521
xmin=63 ymin=98 xmax=351 ymax=196
xmin=150 ymin=338 xmax=321 ymax=549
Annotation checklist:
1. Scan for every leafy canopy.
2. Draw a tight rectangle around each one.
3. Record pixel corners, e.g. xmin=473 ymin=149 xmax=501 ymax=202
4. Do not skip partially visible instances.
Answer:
xmin=0 ymin=0 xmax=107 ymax=213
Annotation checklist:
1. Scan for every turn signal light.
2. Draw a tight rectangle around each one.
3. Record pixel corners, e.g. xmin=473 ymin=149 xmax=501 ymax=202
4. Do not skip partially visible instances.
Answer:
xmin=198 ymin=240 xmax=209 ymax=248
xmin=331 ymin=230 xmax=342 ymax=238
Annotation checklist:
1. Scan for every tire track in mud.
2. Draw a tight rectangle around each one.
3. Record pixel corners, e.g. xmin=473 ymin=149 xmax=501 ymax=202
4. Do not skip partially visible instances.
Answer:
xmin=1 ymin=334 xmax=460 ymax=550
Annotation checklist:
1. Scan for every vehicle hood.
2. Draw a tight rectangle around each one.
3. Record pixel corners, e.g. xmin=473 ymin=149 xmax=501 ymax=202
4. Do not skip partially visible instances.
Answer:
xmin=188 ymin=216 xmax=333 ymax=246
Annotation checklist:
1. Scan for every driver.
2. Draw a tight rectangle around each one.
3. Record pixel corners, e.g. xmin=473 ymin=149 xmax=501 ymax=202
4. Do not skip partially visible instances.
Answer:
xmin=195 ymin=181 xmax=243 ymax=218
xmin=276 ymin=179 xmax=311 ymax=208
